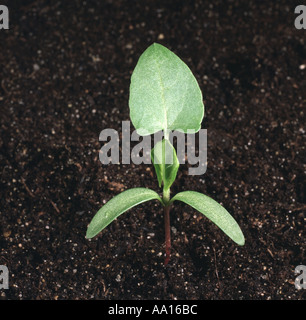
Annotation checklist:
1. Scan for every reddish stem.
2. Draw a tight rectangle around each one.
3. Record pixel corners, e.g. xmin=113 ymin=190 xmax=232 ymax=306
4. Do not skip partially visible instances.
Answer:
xmin=164 ymin=205 xmax=171 ymax=265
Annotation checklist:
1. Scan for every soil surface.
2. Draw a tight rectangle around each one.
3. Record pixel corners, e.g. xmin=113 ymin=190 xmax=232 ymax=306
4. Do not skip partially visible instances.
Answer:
xmin=0 ymin=0 xmax=305 ymax=300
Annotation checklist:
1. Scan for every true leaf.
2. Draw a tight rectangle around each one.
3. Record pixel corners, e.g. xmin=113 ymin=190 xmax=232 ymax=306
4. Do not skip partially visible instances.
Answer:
xmin=129 ymin=43 xmax=204 ymax=136
xmin=170 ymin=191 xmax=245 ymax=245
xmin=86 ymin=188 xmax=163 ymax=239
xmin=151 ymin=139 xmax=179 ymax=191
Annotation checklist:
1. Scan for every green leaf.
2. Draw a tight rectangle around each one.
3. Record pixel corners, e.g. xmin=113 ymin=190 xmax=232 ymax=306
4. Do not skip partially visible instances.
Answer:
xmin=129 ymin=43 xmax=204 ymax=136
xmin=171 ymin=191 xmax=245 ymax=246
xmin=151 ymin=139 xmax=179 ymax=191
xmin=86 ymin=188 xmax=163 ymax=239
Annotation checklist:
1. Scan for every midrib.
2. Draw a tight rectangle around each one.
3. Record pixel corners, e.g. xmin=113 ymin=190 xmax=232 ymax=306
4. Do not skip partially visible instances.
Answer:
xmin=153 ymin=47 xmax=168 ymax=135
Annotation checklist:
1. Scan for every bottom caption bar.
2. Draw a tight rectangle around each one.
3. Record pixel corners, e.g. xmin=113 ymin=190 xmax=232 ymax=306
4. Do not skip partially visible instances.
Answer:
xmin=107 ymin=302 xmax=198 ymax=317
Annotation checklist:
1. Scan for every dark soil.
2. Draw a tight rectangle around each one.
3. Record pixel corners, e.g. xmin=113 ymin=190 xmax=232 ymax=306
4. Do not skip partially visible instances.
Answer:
xmin=0 ymin=0 xmax=305 ymax=300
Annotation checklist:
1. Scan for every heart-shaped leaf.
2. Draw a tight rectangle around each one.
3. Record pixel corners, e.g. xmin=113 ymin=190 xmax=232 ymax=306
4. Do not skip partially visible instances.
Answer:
xmin=151 ymin=139 xmax=179 ymax=191
xmin=171 ymin=191 xmax=245 ymax=245
xmin=86 ymin=188 xmax=163 ymax=239
xmin=129 ymin=43 xmax=204 ymax=136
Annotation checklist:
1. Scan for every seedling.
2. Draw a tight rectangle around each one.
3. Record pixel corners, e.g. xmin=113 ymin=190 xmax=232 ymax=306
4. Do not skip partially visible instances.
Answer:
xmin=86 ymin=43 xmax=245 ymax=265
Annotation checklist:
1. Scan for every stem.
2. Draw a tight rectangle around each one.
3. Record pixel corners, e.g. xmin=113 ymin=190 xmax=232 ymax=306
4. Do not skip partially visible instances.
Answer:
xmin=164 ymin=204 xmax=171 ymax=266
xmin=163 ymin=188 xmax=170 ymax=205
xmin=163 ymin=188 xmax=171 ymax=265
xmin=162 ymin=129 xmax=171 ymax=265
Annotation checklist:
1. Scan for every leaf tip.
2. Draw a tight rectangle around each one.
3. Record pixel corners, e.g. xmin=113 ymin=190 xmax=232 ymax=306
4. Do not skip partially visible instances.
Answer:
xmin=85 ymin=230 xmax=92 ymax=239
xmin=85 ymin=224 xmax=96 ymax=239
xmin=236 ymin=234 xmax=245 ymax=246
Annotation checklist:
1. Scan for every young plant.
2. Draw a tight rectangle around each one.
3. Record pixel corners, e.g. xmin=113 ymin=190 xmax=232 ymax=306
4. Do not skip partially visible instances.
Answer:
xmin=86 ymin=43 xmax=245 ymax=265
